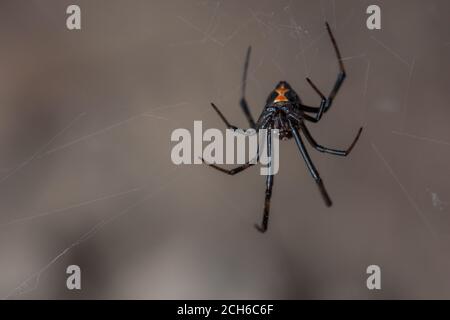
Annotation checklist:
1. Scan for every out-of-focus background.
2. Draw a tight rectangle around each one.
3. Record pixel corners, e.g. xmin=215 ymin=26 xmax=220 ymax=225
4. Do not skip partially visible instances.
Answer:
xmin=0 ymin=0 xmax=449 ymax=299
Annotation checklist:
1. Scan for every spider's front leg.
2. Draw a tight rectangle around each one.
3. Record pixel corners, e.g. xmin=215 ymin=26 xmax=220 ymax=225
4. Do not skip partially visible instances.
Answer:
xmin=240 ymin=46 xmax=257 ymax=129
xmin=210 ymin=46 xmax=257 ymax=130
xmin=204 ymin=102 xmax=257 ymax=174
xmin=299 ymin=77 xmax=327 ymax=123
xmin=209 ymin=102 xmax=241 ymax=130
xmin=324 ymin=22 xmax=346 ymax=113
xmin=300 ymin=22 xmax=346 ymax=120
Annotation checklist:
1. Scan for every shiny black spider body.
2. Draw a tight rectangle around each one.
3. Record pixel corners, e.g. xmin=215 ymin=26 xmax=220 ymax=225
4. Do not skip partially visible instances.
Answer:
xmin=204 ymin=23 xmax=363 ymax=233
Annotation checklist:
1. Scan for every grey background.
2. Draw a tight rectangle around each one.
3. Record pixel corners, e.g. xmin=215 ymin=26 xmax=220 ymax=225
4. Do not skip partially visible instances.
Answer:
xmin=0 ymin=0 xmax=449 ymax=299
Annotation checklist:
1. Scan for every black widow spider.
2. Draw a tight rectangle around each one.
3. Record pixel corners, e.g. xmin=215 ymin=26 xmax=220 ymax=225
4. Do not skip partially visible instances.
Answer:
xmin=203 ymin=23 xmax=363 ymax=233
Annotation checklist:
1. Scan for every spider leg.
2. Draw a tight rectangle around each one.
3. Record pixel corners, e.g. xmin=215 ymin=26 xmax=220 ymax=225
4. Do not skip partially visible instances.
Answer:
xmin=289 ymin=112 xmax=319 ymax=124
xmin=300 ymin=122 xmax=363 ymax=156
xmin=324 ymin=22 xmax=346 ymax=112
xmin=255 ymin=128 xmax=273 ymax=233
xmin=240 ymin=46 xmax=257 ymax=129
xmin=209 ymin=102 xmax=239 ymax=130
xmin=255 ymin=173 xmax=273 ymax=233
xmin=202 ymin=158 xmax=255 ymax=175
xmin=300 ymin=22 xmax=346 ymax=119
xmin=205 ymin=97 xmax=259 ymax=175
xmin=211 ymin=47 xmax=256 ymax=130
xmin=288 ymin=119 xmax=332 ymax=207
xmin=300 ymin=113 xmax=320 ymax=123
xmin=298 ymin=105 xmax=321 ymax=113
xmin=299 ymin=78 xmax=326 ymax=122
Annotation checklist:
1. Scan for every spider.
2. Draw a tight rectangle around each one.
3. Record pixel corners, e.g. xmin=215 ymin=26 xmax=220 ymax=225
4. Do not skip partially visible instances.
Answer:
xmin=203 ymin=23 xmax=363 ymax=233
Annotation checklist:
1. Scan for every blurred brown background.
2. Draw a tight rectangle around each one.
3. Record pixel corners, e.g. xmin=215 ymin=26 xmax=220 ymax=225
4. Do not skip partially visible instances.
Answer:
xmin=0 ymin=0 xmax=449 ymax=299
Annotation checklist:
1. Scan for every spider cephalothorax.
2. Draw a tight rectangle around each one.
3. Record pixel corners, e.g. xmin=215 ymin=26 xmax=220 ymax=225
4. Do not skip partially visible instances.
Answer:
xmin=204 ymin=23 xmax=363 ymax=233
